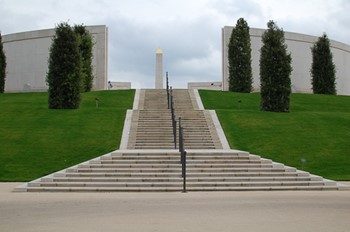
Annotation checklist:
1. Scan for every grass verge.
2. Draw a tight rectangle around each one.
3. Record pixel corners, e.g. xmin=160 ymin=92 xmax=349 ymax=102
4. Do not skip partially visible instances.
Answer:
xmin=0 ymin=90 xmax=135 ymax=181
xmin=199 ymin=90 xmax=350 ymax=180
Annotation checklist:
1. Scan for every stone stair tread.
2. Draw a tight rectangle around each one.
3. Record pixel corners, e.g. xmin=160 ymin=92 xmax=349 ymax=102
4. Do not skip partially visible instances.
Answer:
xmin=23 ymin=186 xmax=182 ymax=192
xmin=48 ymin=176 xmax=318 ymax=182
xmin=78 ymin=164 xmax=275 ymax=169
xmin=48 ymin=177 xmax=183 ymax=182
xmin=185 ymin=181 xmax=336 ymax=187
xmin=59 ymin=171 xmax=309 ymax=178
xmin=29 ymin=181 xmax=184 ymax=187
xmin=95 ymin=159 xmax=267 ymax=164
xmin=68 ymin=167 xmax=296 ymax=173
xmin=186 ymin=186 xmax=341 ymax=191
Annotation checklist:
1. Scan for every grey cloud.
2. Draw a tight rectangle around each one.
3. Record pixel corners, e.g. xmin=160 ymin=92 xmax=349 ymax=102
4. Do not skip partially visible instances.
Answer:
xmin=1 ymin=0 xmax=349 ymax=89
xmin=107 ymin=11 xmax=223 ymax=88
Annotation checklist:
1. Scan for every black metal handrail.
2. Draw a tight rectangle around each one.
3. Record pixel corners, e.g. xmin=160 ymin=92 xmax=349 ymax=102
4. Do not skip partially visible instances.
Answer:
xmin=166 ymin=72 xmax=170 ymax=109
xmin=170 ymin=87 xmax=177 ymax=149
xmin=179 ymin=117 xmax=186 ymax=193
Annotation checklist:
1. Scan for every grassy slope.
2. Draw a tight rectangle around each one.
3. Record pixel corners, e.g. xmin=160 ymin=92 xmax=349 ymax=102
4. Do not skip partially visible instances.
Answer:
xmin=200 ymin=90 xmax=350 ymax=180
xmin=0 ymin=90 xmax=134 ymax=181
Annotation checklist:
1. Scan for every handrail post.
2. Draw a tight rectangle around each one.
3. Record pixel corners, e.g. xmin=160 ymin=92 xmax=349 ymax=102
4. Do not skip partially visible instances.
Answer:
xmin=170 ymin=87 xmax=176 ymax=149
xmin=166 ymin=72 xmax=169 ymax=109
xmin=179 ymin=117 xmax=186 ymax=193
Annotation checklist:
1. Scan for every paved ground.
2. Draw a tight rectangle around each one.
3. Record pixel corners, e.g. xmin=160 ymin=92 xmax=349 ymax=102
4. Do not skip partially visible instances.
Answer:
xmin=1 ymin=182 xmax=350 ymax=232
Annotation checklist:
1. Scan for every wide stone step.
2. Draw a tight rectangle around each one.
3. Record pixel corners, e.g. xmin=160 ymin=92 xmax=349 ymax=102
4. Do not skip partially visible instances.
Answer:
xmin=188 ymin=180 xmax=336 ymax=187
xmin=23 ymin=185 xmax=342 ymax=192
xmin=78 ymin=164 xmax=182 ymax=168
xmin=186 ymin=186 xmax=341 ymax=191
xmin=58 ymin=171 xmax=310 ymax=178
xmin=26 ymin=179 xmax=338 ymax=191
xmin=133 ymin=141 xmax=221 ymax=145
xmin=78 ymin=163 xmax=275 ymax=169
xmin=49 ymin=177 xmax=182 ymax=182
xmin=109 ymin=152 xmax=250 ymax=157
xmin=134 ymin=136 xmax=214 ymax=140
xmin=94 ymin=159 xmax=267 ymax=164
xmin=68 ymin=167 xmax=296 ymax=173
xmin=47 ymin=176 xmax=320 ymax=183
xmin=107 ymin=156 xmax=256 ymax=161
xmin=24 ymin=186 xmax=182 ymax=192
xmin=68 ymin=167 xmax=182 ymax=173
xmin=133 ymin=146 xmax=217 ymax=149
xmin=59 ymin=172 xmax=182 ymax=178
xmin=133 ymin=146 xmax=179 ymax=149
xmin=29 ymin=182 xmax=184 ymax=188
xmin=185 ymin=167 xmax=297 ymax=173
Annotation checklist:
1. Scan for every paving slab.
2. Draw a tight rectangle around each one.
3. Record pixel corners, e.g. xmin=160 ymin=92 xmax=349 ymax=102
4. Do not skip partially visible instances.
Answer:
xmin=2 ymin=182 xmax=350 ymax=232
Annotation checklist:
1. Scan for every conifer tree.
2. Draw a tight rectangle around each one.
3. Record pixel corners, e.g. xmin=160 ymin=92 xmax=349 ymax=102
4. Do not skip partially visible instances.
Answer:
xmin=0 ymin=33 xmax=6 ymax=93
xmin=228 ymin=18 xmax=252 ymax=92
xmin=311 ymin=33 xmax=336 ymax=95
xmin=47 ymin=22 xmax=82 ymax=109
xmin=74 ymin=25 xmax=94 ymax=92
xmin=260 ymin=21 xmax=292 ymax=112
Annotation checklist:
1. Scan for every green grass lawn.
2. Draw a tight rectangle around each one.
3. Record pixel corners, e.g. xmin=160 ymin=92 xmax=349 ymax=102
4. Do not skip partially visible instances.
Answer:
xmin=199 ymin=90 xmax=350 ymax=180
xmin=0 ymin=90 xmax=135 ymax=181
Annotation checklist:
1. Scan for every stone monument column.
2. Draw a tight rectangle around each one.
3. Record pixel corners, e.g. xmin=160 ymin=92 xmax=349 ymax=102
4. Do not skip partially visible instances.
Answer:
xmin=155 ymin=48 xmax=163 ymax=89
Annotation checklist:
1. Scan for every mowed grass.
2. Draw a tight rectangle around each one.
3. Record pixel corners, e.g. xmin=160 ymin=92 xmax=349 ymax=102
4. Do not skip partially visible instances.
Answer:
xmin=0 ymin=90 xmax=135 ymax=181
xmin=199 ymin=90 xmax=350 ymax=180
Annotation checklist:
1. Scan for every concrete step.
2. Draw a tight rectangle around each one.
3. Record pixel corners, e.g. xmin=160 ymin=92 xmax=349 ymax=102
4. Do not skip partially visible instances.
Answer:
xmin=186 ymin=186 xmax=341 ymax=191
xmin=47 ymin=176 xmax=320 ymax=183
xmin=22 ymin=185 xmax=342 ymax=192
xmin=23 ymin=186 xmax=182 ymax=192
xmin=94 ymin=159 xmax=268 ymax=164
xmin=67 ymin=167 xmax=296 ymax=174
xmin=133 ymin=146 xmax=217 ymax=149
xmin=29 ymin=182 xmax=185 ymax=188
xmin=57 ymin=171 xmax=310 ymax=178
xmin=77 ymin=163 xmax=275 ymax=169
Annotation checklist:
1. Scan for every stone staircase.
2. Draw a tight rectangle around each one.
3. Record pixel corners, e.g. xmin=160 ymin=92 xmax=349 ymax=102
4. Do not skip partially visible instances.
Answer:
xmin=126 ymin=89 xmax=222 ymax=149
xmin=15 ymin=88 xmax=347 ymax=192
xmin=18 ymin=150 xmax=342 ymax=192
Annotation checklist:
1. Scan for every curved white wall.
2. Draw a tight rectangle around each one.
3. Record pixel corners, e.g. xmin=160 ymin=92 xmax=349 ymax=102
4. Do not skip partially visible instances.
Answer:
xmin=3 ymin=25 xmax=108 ymax=92
xmin=222 ymin=27 xmax=350 ymax=95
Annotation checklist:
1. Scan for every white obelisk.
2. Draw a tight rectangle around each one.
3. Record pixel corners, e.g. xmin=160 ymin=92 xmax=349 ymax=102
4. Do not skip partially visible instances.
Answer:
xmin=155 ymin=48 xmax=163 ymax=89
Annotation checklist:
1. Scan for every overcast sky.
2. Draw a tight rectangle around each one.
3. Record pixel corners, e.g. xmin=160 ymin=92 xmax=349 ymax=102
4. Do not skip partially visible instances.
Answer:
xmin=1 ymin=0 xmax=349 ymax=88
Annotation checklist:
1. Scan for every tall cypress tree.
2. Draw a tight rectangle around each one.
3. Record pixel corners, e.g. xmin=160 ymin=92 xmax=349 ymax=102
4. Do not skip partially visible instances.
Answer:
xmin=260 ymin=20 xmax=292 ymax=112
xmin=47 ymin=22 xmax=82 ymax=109
xmin=228 ymin=18 xmax=252 ymax=93
xmin=74 ymin=25 xmax=94 ymax=92
xmin=311 ymin=33 xmax=336 ymax=95
xmin=0 ymin=32 xmax=6 ymax=93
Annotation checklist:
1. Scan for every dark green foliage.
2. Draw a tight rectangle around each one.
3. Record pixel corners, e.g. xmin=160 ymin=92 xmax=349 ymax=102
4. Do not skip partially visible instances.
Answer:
xmin=47 ymin=22 xmax=82 ymax=109
xmin=228 ymin=18 xmax=252 ymax=93
xmin=311 ymin=34 xmax=336 ymax=95
xmin=260 ymin=21 xmax=292 ymax=112
xmin=74 ymin=25 xmax=94 ymax=92
xmin=0 ymin=33 xmax=6 ymax=93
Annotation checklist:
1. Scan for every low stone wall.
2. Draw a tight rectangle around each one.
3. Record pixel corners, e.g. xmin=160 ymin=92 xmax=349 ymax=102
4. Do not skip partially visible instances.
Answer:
xmin=109 ymin=82 xmax=131 ymax=90
xmin=188 ymin=82 xmax=222 ymax=90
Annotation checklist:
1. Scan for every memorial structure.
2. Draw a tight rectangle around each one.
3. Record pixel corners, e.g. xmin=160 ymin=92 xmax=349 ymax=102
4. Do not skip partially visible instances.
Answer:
xmin=2 ymin=25 xmax=108 ymax=92
xmin=155 ymin=48 xmax=163 ymax=89
xmin=222 ymin=27 xmax=350 ymax=95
